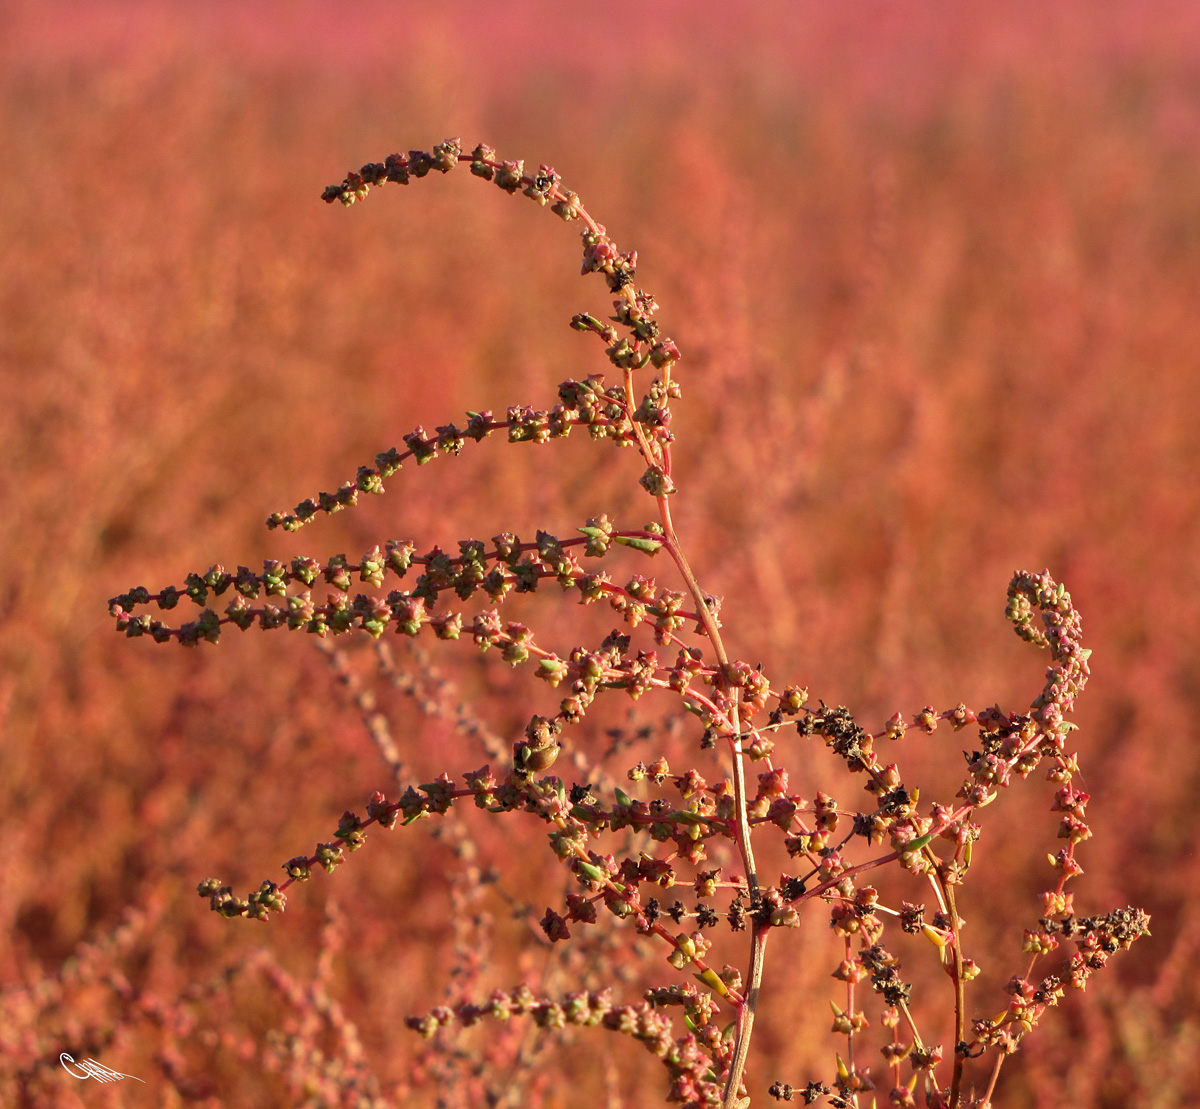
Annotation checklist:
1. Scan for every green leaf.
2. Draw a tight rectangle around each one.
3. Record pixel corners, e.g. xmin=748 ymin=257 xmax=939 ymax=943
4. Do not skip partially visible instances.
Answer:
xmin=613 ymin=535 xmax=662 ymax=555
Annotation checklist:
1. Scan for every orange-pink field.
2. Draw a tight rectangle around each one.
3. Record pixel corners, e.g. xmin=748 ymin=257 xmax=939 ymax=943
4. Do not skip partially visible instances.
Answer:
xmin=3 ymin=1 xmax=1200 ymax=1105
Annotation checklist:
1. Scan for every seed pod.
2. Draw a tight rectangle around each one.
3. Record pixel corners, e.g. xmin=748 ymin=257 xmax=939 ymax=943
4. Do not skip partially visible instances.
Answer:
xmin=514 ymin=715 xmax=562 ymax=777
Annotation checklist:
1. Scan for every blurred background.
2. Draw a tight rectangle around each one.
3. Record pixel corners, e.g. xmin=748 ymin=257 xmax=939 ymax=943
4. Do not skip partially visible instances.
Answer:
xmin=3 ymin=0 xmax=1200 ymax=1105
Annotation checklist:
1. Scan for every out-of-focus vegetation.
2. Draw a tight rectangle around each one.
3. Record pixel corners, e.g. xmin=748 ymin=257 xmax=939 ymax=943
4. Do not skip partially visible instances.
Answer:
xmin=3 ymin=1 xmax=1199 ymax=1105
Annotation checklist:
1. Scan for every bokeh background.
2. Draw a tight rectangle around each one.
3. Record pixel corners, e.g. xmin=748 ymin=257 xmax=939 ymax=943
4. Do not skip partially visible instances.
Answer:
xmin=4 ymin=0 xmax=1200 ymax=1105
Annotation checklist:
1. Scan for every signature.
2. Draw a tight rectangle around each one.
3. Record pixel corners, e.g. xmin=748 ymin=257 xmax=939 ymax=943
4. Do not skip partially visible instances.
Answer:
xmin=60 ymin=1053 xmax=146 ymax=1084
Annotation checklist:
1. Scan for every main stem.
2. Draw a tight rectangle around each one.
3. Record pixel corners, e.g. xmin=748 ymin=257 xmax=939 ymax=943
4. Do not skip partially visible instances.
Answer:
xmin=658 ymin=495 xmax=765 ymax=1109
xmin=941 ymin=878 xmax=966 ymax=1108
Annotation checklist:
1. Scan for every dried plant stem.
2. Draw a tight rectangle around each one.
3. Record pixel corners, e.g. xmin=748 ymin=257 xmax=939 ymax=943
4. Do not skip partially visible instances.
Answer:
xmin=727 ymin=921 xmax=768 ymax=1109
xmin=981 ymin=1052 xmax=1005 ymax=1107
xmin=942 ymin=878 xmax=967 ymax=1109
xmin=659 ymin=496 xmax=762 ymax=1107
